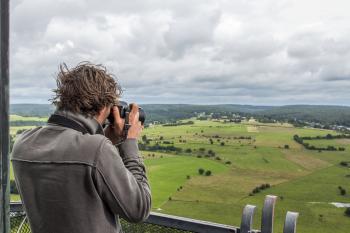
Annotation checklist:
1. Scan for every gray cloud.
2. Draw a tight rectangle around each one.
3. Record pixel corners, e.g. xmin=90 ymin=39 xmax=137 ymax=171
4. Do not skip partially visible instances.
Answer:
xmin=9 ymin=0 xmax=350 ymax=105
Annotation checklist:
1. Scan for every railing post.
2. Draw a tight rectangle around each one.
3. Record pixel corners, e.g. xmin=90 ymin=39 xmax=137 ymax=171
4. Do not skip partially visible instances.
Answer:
xmin=0 ymin=0 xmax=10 ymax=233
xmin=283 ymin=211 xmax=298 ymax=233
xmin=261 ymin=195 xmax=277 ymax=233
xmin=240 ymin=204 xmax=256 ymax=233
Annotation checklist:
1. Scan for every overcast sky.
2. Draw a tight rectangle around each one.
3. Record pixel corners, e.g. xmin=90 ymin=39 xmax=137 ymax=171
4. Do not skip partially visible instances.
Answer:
xmin=9 ymin=0 xmax=350 ymax=105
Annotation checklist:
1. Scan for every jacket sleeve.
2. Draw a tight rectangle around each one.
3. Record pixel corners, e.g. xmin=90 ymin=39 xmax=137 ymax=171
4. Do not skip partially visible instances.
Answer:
xmin=93 ymin=138 xmax=151 ymax=223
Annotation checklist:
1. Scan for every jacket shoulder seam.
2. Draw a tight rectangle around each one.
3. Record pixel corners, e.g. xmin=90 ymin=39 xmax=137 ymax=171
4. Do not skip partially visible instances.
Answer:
xmin=11 ymin=158 xmax=96 ymax=167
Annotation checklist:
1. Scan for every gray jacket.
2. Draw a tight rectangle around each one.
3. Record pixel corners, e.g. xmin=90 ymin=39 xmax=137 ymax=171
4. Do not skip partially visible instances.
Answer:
xmin=11 ymin=110 xmax=151 ymax=233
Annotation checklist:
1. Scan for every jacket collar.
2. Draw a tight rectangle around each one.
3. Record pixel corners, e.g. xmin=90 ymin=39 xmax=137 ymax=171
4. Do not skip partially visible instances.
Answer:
xmin=53 ymin=109 xmax=105 ymax=135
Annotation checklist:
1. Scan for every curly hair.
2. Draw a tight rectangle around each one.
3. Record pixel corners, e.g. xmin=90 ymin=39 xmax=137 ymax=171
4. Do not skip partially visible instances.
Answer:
xmin=50 ymin=62 xmax=122 ymax=117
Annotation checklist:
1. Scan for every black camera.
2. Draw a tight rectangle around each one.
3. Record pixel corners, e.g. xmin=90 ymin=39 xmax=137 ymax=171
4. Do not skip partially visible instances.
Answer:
xmin=107 ymin=101 xmax=145 ymax=125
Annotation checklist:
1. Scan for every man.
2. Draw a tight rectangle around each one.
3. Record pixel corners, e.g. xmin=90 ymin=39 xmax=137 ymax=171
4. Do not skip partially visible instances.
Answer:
xmin=11 ymin=62 xmax=151 ymax=233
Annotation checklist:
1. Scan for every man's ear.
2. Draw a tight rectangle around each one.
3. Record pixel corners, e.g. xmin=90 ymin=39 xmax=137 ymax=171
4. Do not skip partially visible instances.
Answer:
xmin=95 ymin=106 xmax=110 ymax=125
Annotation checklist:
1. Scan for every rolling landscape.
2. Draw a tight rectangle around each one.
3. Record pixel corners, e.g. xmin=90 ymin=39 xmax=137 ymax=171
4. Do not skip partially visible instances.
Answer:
xmin=8 ymin=104 xmax=350 ymax=233
xmin=6 ymin=1 xmax=350 ymax=232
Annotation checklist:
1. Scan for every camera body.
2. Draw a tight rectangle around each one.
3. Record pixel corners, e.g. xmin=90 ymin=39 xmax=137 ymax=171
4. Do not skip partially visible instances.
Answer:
xmin=107 ymin=101 xmax=146 ymax=125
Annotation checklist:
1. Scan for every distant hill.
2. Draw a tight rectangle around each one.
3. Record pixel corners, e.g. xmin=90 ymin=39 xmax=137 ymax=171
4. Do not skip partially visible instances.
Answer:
xmin=10 ymin=104 xmax=350 ymax=126
xmin=256 ymin=105 xmax=350 ymax=126
xmin=141 ymin=104 xmax=271 ymax=123
xmin=10 ymin=104 xmax=55 ymax=117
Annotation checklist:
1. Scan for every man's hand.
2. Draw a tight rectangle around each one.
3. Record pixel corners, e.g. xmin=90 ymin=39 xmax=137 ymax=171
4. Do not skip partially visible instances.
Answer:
xmin=104 ymin=106 xmax=125 ymax=144
xmin=127 ymin=103 xmax=143 ymax=139
xmin=104 ymin=103 xmax=143 ymax=144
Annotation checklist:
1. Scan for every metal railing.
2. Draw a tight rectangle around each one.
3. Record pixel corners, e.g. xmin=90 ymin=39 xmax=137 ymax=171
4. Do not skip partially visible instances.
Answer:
xmin=1 ymin=0 xmax=11 ymax=233
xmin=10 ymin=195 xmax=298 ymax=233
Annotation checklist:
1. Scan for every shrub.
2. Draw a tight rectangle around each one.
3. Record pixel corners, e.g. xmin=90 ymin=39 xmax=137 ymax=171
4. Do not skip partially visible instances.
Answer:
xmin=186 ymin=175 xmax=191 ymax=179
xmin=142 ymin=135 xmax=148 ymax=142
xmin=340 ymin=161 xmax=348 ymax=167
xmin=215 ymin=156 xmax=221 ymax=160
xmin=284 ymin=144 xmax=290 ymax=149
xmin=345 ymin=207 xmax=350 ymax=217
xmin=185 ymin=148 xmax=192 ymax=153
xmin=225 ymin=161 xmax=232 ymax=165
xmin=252 ymin=187 xmax=260 ymax=194
xmin=220 ymin=142 xmax=225 ymax=146
xmin=250 ymin=183 xmax=271 ymax=195
xmin=199 ymin=148 xmax=206 ymax=152
xmin=340 ymin=189 xmax=346 ymax=196
xmin=205 ymin=170 xmax=212 ymax=176
xmin=197 ymin=155 xmax=202 ymax=158
xmin=198 ymin=168 xmax=205 ymax=175
xmin=208 ymin=150 xmax=216 ymax=157
xmin=168 ymin=197 xmax=172 ymax=201
xmin=327 ymin=145 xmax=337 ymax=151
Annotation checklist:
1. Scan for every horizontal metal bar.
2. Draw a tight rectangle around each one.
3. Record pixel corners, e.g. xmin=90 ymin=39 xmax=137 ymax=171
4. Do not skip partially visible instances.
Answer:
xmin=145 ymin=211 xmax=238 ymax=233
xmin=11 ymin=202 xmax=238 ymax=233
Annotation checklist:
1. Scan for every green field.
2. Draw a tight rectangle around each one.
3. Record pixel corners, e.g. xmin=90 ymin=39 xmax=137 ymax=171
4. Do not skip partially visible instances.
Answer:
xmin=9 ymin=117 xmax=350 ymax=233
xmin=10 ymin=115 xmax=48 ymax=122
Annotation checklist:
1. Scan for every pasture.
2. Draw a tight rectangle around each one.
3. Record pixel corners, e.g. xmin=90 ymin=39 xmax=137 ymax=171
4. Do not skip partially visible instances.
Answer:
xmin=9 ymin=117 xmax=350 ymax=233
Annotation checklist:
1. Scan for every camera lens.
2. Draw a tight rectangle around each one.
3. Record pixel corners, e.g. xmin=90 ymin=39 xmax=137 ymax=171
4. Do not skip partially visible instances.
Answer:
xmin=139 ymin=108 xmax=145 ymax=124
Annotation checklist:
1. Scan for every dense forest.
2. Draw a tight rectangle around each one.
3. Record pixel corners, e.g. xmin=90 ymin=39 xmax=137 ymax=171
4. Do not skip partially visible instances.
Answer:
xmin=10 ymin=104 xmax=350 ymax=126
xmin=256 ymin=105 xmax=350 ymax=127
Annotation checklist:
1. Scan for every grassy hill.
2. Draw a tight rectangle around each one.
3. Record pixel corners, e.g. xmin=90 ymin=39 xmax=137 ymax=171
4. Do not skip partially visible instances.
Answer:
xmin=140 ymin=119 xmax=349 ymax=233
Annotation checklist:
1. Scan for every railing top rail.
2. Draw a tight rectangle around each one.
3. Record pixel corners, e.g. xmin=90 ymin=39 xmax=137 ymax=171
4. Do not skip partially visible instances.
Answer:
xmin=146 ymin=211 xmax=238 ymax=233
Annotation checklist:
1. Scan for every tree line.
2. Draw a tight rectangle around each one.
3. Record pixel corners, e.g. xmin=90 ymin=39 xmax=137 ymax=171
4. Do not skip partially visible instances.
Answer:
xmin=163 ymin=121 xmax=194 ymax=127
xmin=10 ymin=120 xmax=46 ymax=126
xmin=293 ymin=134 xmax=347 ymax=151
